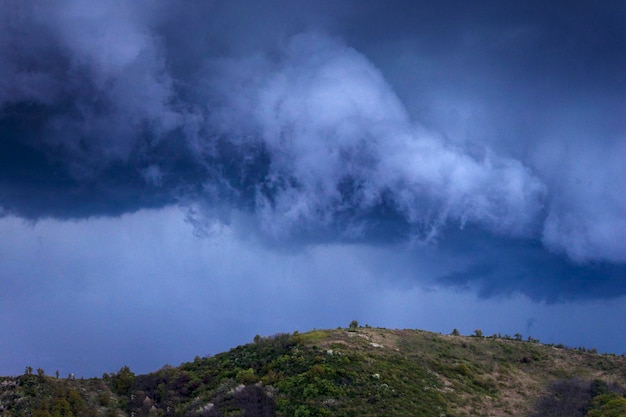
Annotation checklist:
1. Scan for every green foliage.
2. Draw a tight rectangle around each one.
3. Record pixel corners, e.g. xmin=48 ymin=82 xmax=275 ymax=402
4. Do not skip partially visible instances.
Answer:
xmin=293 ymin=330 xmax=332 ymax=344
xmin=110 ymin=365 xmax=135 ymax=396
xmin=96 ymin=391 xmax=110 ymax=406
xmin=66 ymin=389 xmax=86 ymax=415
xmin=4 ymin=326 xmax=626 ymax=417
xmin=349 ymin=320 xmax=359 ymax=330
xmin=2 ymin=374 xmax=102 ymax=417
xmin=586 ymin=393 xmax=626 ymax=417
xmin=591 ymin=379 xmax=611 ymax=397
xmin=236 ymin=368 xmax=260 ymax=384
xmin=51 ymin=397 xmax=73 ymax=417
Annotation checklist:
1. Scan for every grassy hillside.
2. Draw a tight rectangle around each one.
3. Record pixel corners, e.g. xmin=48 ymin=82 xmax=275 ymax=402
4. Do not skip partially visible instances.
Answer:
xmin=2 ymin=326 xmax=626 ymax=416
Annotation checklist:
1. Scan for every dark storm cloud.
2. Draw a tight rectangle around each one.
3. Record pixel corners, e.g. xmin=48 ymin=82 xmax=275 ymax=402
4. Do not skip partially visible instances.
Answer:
xmin=0 ymin=1 xmax=545 ymax=229
xmin=0 ymin=0 xmax=203 ymax=217
xmin=434 ymin=227 xmax=626 ymax=302
xmin=1 ymin=0 xmax=624 ymax=298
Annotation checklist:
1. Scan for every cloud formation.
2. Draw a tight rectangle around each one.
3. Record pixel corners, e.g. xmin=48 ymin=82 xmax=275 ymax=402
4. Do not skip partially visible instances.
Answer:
xmin=0 ymin=1 xmax=624 ymax=265
xmin=200 ymin=33 xmax=546 ymax=241
xmin=1 ymin=0 xmax=182 ymax=161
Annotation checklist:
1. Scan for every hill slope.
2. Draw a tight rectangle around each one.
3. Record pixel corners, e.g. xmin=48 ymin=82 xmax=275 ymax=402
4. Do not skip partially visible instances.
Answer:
xmin=2 ymin=327 xmax=626 ymax=416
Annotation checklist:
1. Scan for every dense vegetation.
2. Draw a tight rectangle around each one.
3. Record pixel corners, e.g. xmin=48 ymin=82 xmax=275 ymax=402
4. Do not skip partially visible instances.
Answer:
xmin=1 ymin=325 xmax=626 ymax=416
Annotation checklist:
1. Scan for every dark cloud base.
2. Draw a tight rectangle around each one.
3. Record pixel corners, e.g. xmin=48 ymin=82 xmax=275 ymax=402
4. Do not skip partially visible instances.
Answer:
xmin=0 ymin=102 xmax=202 ymax=219
xmin=436 ymin=227 xmax=626 ymax=303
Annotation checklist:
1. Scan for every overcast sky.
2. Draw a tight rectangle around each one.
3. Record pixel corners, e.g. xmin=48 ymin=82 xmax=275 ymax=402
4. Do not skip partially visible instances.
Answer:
xmin=1 ymin=0 xmax=625 ymax=377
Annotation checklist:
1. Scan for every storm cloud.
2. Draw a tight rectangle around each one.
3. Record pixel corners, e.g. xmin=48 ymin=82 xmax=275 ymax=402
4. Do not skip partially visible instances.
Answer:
xmin=1 ymin=0 xmax=625 ymax=360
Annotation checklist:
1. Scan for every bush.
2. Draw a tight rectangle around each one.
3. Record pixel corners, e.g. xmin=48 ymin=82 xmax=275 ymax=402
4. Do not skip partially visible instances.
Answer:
xmin=97 ymin=392 xmax=110 ymax=406
xmin=236 ymin=368 xmax=259 ymax=385
xmin=586 ymin=393 xmax=626 ymax=417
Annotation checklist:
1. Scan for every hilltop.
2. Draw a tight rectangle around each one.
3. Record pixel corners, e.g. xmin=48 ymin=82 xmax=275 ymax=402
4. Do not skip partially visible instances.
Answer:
xmin=2 ymin=326 xmax=626 ymax=416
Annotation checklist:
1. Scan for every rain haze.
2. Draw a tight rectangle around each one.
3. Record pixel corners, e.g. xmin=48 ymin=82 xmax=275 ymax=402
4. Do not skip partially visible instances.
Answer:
xmin=1 ymin=1 xmax=625 ymax=377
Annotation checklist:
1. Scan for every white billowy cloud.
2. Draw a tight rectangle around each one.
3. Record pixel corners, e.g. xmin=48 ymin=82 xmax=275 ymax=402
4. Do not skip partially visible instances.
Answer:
xmin=536 ymin=139 xmax=626 ymax=263
xmin=202 ymin=33 xmax=546 ymax=241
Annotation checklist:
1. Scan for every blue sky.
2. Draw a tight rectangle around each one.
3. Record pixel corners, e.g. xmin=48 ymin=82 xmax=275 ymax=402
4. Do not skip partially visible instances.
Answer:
xmin=1 ymin=1 xmax=625 ymax=377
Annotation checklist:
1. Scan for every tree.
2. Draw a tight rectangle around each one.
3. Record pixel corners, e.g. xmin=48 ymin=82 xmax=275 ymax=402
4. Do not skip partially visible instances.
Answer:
xmin=110 ymin=365 xmax=135 ymax=396
xmin=349 ymin=320 xmax=359 ymax=329
xmin=514 ymin=333 xmax=522 ymax=341
xmin=451 ymin=328 xmax=460 ymax=336
xmin=474 ymin=329 xmax=483 ymax=337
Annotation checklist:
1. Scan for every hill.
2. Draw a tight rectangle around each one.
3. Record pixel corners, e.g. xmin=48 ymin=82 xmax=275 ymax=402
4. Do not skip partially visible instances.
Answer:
xmin=2 ymin=326 xmax=626 ymax=416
